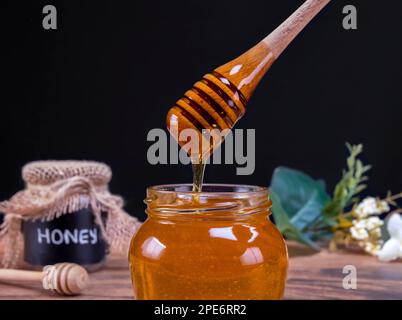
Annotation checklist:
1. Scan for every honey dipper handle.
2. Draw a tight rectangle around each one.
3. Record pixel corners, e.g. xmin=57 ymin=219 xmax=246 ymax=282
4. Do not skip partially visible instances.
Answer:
xmin=0 ymin=269 xmax=43 ymax=283
xmin=263 ymin=0 xmax=331 ymax=59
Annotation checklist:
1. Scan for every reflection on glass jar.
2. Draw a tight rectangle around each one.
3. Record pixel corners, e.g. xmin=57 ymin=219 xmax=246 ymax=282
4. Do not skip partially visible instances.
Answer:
xmin=129 ymin=184 xmax=288 ymax=300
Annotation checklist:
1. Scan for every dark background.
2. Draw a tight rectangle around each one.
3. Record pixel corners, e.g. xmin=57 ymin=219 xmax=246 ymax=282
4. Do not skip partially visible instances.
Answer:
xmin=1 ymin=0 xmax=401 ymax=221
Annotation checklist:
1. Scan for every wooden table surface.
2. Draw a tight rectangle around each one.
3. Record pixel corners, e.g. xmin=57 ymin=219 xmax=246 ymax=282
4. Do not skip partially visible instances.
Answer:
xmin=0 ymin=242 xmax=401 ymax=300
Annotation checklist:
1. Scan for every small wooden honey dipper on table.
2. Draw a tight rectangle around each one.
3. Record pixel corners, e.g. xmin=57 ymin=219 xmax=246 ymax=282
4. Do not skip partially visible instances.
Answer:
xmin=166 ymin=0 xmax=332 ymax=186
xmin=0 ymin=263 xmax=89 ymax=296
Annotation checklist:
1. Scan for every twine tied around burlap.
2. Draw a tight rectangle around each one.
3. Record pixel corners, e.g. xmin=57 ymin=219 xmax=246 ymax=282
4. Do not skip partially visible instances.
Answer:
xmin=0 ymin=161 xmax=142 ymax=268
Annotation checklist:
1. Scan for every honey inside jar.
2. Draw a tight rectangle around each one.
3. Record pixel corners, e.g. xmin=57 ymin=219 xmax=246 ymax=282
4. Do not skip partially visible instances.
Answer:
xmin=129 ymin=184 xmax=288 ymax=300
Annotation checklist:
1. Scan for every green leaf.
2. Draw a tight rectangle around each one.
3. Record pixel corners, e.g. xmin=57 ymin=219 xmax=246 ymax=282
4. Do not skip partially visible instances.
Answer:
xmin=270 ymin=190 xmax=321 ymax=251
xmin=323 ymin=143 xmax=371 ymax=217
xmin=271 ymin=167 xmax=331 ymax=231
xmin=290 ymin=193 xmax=327 ymax=230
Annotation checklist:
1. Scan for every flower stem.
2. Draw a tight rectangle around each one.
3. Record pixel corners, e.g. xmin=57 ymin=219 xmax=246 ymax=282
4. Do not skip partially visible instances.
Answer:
xmin=384 ymin=192 xmax=402 ymax=202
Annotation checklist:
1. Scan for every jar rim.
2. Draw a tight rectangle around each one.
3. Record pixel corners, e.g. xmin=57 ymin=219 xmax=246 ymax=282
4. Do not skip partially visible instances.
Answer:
xmin=147 ymin=183 xmax=268 ymax=196
xmin=145 ymin=184 xmax=270 ymax=220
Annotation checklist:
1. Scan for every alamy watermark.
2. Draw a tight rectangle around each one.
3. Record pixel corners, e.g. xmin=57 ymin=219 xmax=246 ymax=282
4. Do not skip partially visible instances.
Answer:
xmin=342 ymin=265 xmax=357 ymax=290
xmin=147 ymin=126 xmax=256 ymax=175
xmin=42 ymin=5 xmax=57 ymax=30
xmin=342 ymin=5 xmax=357 ymax=30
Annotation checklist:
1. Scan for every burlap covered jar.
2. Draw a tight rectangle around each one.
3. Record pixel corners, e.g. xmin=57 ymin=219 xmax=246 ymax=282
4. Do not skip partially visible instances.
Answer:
xmin=0 ymin=160 xmax=141 ymax=270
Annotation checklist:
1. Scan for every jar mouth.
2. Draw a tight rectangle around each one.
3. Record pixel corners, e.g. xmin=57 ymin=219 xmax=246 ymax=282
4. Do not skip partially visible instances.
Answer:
xmin=148 ymin=183 xmax=268 ymax=195
xmin=145 ymin=184 xmax=271 ymax=220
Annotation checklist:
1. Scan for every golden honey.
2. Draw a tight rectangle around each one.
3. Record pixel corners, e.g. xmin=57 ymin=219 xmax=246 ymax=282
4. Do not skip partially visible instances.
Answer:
xmin=192 ymin=162 xmax=206 ymax=192
xmin=129 ymin=0 xmax=333 ymax=300
xmin=129 ymin=184 xmax=288 ymax=299
xmin=166 ymin=42 xmax=275 ymax=166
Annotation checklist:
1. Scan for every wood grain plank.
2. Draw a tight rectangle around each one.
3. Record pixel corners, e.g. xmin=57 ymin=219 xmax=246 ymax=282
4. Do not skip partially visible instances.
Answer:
xmin=0 ymin=241 xmax=401 ymax=300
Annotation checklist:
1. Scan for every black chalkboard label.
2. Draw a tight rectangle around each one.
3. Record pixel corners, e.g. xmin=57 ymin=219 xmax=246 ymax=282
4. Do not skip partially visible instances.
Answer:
xmin=22 ymin=208 xmax=106 ymax=266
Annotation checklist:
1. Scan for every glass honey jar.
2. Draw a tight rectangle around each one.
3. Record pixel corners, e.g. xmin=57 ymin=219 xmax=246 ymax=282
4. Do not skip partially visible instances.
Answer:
xmin=129 ymin=184 xmax=288 ymax=300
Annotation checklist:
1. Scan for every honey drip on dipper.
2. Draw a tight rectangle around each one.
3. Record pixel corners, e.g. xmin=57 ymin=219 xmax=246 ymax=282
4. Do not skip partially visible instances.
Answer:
xmin=166 ymin=0 xmax=331 ymax=192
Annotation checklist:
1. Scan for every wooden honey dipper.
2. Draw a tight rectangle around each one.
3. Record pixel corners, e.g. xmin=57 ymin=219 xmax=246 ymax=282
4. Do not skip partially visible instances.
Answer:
xmin=167 ymin=0 xmax=331 ymax=161
xmin=0 ymin=263 xmax=89 ymax=296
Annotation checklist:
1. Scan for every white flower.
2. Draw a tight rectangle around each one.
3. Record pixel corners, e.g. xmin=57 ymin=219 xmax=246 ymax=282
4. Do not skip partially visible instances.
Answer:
xmin=350 ymin=217 xmax=383 ymax=248
xmin=364 ymin=217 xmax=384 ymax=230
xmin=355 ymin=197 xmax=377 ymax=218
xmin=352 ymin=217 xmax=382 ymax=231
xmin=355 ymin=197 xmax=390 ymax=218
xmin=350 ymin=225 xmax=369 ymax=240
xmin=377 ymin=200 xmax=390 ymax=214
xmin=370 ymin=227 xmax=382 ymax=238
xmin=363 ymin=241 xmax=382 ymax=255
xmin=377 ymin=214 xmax=402 ymax=262
xmin=387 ymin=214 xmax=402 ymax=238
